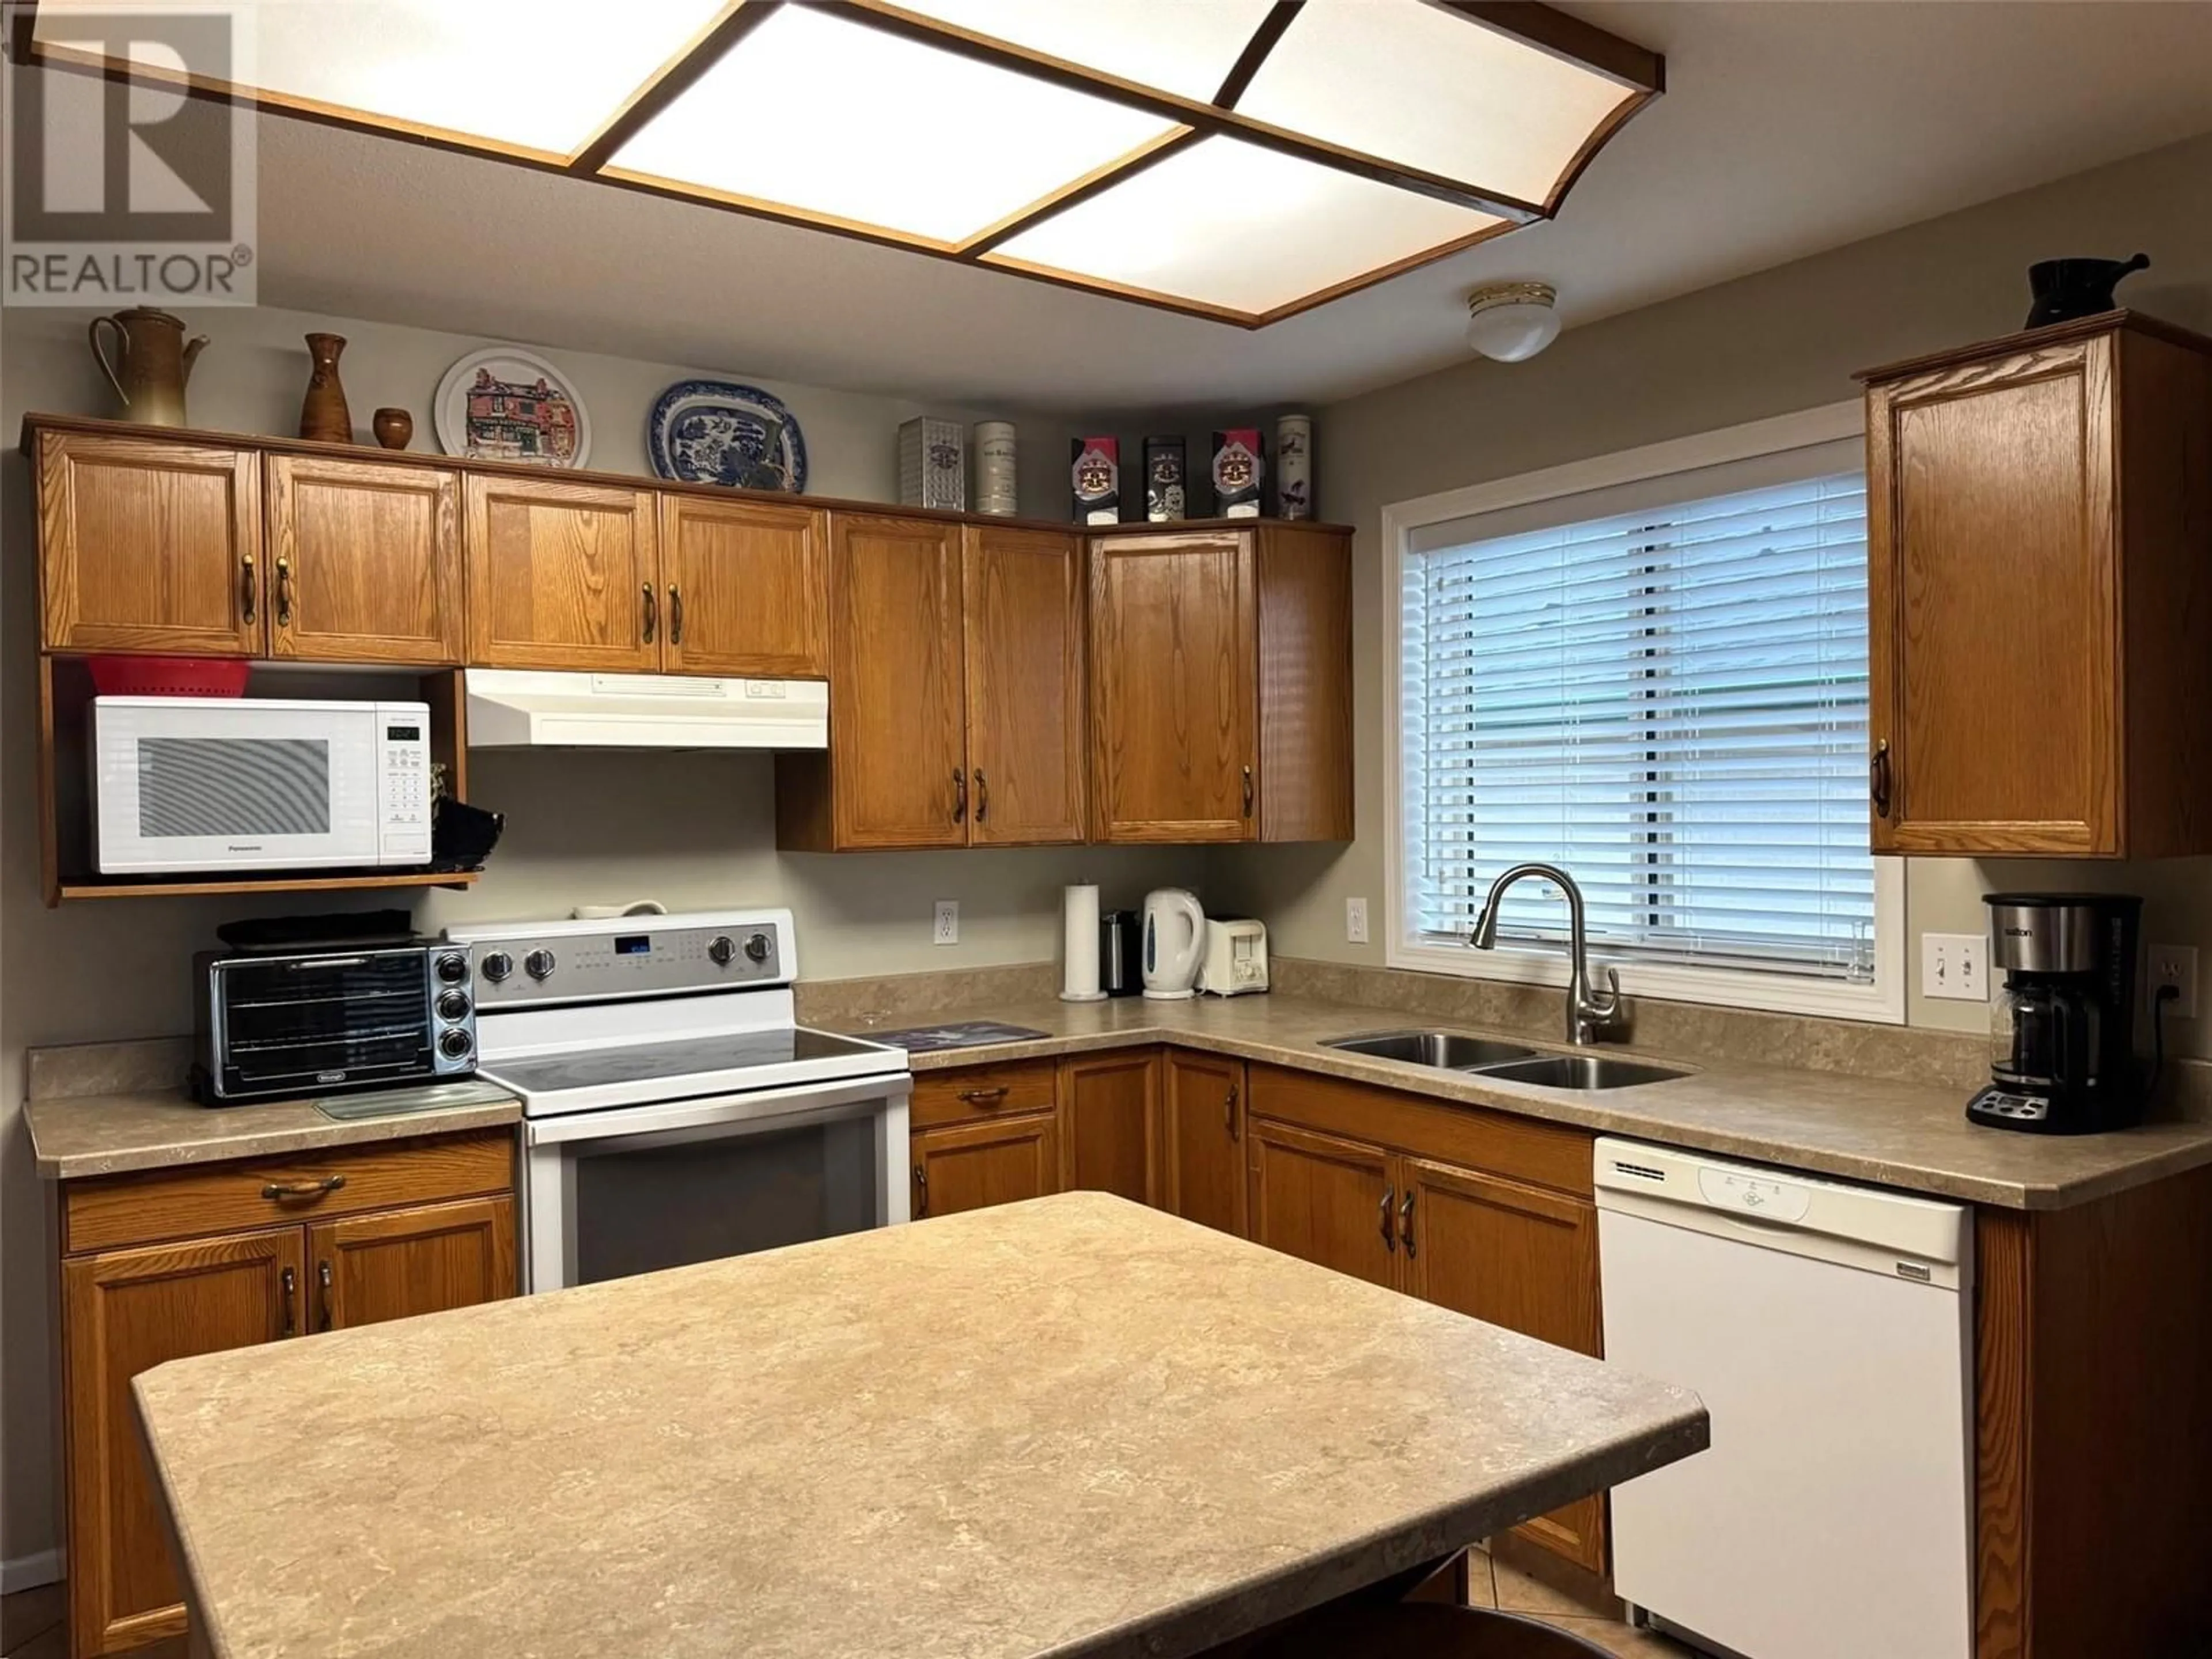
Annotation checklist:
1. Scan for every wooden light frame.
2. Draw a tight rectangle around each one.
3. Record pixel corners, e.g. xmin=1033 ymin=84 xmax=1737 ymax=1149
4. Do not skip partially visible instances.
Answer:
xmin=14 ymin=0 xmax=1663 ymax=328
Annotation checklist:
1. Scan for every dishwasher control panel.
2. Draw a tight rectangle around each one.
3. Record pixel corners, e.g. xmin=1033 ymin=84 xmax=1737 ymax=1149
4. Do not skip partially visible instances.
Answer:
xmin=1696 ymin=1166 xmax=1812 ymax=1223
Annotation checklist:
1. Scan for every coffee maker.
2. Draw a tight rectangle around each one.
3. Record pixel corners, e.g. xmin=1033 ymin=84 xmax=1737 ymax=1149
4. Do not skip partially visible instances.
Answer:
xmin=1968 ymin=893 xmax=2141 ymax=1134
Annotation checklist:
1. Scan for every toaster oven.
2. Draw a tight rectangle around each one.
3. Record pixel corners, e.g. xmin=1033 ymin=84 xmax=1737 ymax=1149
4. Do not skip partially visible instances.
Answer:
xmin=194 ymin=944 xmax=478 ymax=1105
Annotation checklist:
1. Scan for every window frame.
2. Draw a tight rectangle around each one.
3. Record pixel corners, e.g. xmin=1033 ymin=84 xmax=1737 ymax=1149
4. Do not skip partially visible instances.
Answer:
xmin=1382 ymin=401 xmax=1905 ymax=1025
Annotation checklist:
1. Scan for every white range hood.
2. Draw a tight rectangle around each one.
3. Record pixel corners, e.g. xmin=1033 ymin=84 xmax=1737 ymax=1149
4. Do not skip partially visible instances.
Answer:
xmin=466 ymin=670 xmax=827 ymax=750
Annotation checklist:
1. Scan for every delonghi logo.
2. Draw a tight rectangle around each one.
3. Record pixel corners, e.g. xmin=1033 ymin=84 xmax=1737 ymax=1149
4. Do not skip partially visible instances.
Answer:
xmin=5 ymin=6 xmax=259 ymax=305
xmin=316 ymin=1070 xmax=346 ymax=1084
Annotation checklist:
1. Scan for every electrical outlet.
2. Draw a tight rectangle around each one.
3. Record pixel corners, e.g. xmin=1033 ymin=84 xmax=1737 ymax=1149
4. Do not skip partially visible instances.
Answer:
xmin=932 ymin=900 xmax=959 ymax=946
xmin=2150 ymin=942 xmax=2198 ymax=1019
xmin=1922 ymin=932 xmax=1988 ymax=1002
xmin=1346 ymin=896 xmax=1369 ymax=944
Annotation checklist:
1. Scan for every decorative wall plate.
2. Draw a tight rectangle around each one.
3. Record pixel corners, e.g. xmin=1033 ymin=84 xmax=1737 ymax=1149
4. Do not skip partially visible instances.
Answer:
xmin=647 ymin=380 xmax=808 ymax=493
xmin=434 ymin=346 xmax=589 ymax=467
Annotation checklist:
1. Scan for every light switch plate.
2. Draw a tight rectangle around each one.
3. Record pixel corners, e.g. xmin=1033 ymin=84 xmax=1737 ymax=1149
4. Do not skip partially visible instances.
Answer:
xmin=933 ymin=900 xmax=959 ymax=946
xmin=1922 ymin=932 xmax=1987 ymax=1002
xmin=2150 ymin=943 xmax=2198 ymax=1019
xmin=1346 ymin=896 xmax=1369 ymax=945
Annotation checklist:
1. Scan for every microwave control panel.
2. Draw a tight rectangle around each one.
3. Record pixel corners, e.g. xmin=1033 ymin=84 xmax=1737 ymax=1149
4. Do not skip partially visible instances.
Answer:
xmin=377 ymin=702 xmax=434 ymax=863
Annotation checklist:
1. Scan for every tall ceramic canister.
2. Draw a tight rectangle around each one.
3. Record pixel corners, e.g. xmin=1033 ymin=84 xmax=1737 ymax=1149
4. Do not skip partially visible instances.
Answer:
xmin=975 ymin=421 xmax=1018 ymax=515
xmin=87 ymin=308 xmax=207 ymax=427
xmin=1276 ymin=414 xmax=1313 ymax=520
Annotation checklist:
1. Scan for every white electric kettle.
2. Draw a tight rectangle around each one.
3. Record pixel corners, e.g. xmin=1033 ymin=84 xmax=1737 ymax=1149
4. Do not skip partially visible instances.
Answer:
xmin=1141 ymin=888 xmax=1206 ymax=1000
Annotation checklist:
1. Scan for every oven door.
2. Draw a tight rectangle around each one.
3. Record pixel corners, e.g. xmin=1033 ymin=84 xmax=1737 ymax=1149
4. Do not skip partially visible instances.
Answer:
xmin=522 ymin=1075 xmax=911 ymax=1293
xmin=93 ymin=698 xmax=381 ymax=873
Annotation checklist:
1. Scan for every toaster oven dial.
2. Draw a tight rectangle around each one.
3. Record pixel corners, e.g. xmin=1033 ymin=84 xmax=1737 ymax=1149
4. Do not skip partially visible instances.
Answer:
xmin=436 ymin=989 xmax=472 ymax=1022
xmin=437 ymin=1028 xmax=474 ymax=1060
xmin=480 ymin=950 xmax=514 ymax=984
xmin=708 ymin=934 xmax=736 ymax=967
xmin=744 ymin=932 xmax=771 ymax=964
xmin=524 ymin=948 xmax=557 ymax=981
xmin=434 ymin=951 xmax=470 ymax=984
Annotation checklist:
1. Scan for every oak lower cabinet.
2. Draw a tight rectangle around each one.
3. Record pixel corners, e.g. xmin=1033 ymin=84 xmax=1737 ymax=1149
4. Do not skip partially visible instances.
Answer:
xmin=1244 ymin=1065 xmax=1605 ymax=1573
xmin=1056 ymin=1051 xmax=1160 ymax=1204
xmin=464 ymin=473 xmax=662 ymax=671
xmin=34 ymin=430 xmax=263 ymax=656
xmin=658 ymin=493 xmax=829 ymax=677
xmin=911 ymin=1114 xmax=1060 ymax=1219
xmin=1861 ymin=312 xmax=2212 ymax=856
xmin=266 ymin=453 xmax=463 ymax=664
xmin=1088 ymin=524 xmax=1351 ymax=844
xmin=56 ymin=1130 xmax=517 ymax=1658
xmin=1161 ymin=1050 xmax=1247 ymax=1237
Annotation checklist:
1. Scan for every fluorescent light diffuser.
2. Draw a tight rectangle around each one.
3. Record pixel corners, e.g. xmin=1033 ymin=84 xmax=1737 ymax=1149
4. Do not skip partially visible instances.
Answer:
xmin=610 ymin=4 xmax=1177 ymax=245
xmin=991 ymin=137 xmax=1503 ymax=316
xmin=887 ymin=0 xmax=1278 ymax=103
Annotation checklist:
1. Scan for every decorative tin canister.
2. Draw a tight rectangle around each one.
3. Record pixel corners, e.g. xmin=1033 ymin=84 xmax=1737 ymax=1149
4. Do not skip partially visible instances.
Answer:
xmin=898 ymin=418 xmax=965 ymax=511
xmin=1275 ymin=414 xmax=1313 ymax=520
xmin=1211 ymin=428 xmax=1264 ymax=518
xmin=975 ymin=421 xmax=1018 ymax=515
xmin=1143 ymin=435 xmax=1187 ymax=522
xmin=1072 ymin=436 xmax=1120 ymax=525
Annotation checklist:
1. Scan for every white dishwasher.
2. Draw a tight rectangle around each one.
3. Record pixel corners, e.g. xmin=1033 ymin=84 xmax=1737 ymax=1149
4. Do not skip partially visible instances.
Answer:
xmin=1594 ymin=1138 xmax=1974 ymax=1659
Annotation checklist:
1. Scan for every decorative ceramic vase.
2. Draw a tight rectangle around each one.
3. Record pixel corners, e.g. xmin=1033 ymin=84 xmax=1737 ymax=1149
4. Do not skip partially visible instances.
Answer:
xmin=372 ymin=407 xmax=414 ymax=450
xmin=975 ymin=421 xmax=1018 ymax=515
xmin=87 ymin=308 xmax=207 ymax=427
xmin=1275 ymin=414 xmax=1313 ymax=520
xmin=299 ymin=332 xmax=353 ymax=442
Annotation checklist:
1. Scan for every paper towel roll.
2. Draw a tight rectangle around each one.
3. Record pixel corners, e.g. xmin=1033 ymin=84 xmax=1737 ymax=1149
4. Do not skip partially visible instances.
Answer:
xmin=1060 ymin=883 xmax=1106 ymax=1001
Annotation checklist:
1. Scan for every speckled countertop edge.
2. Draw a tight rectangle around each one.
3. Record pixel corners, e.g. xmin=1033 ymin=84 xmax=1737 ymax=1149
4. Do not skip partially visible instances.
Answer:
xmin=24 ymin=1091 xmax=522 ymax=1181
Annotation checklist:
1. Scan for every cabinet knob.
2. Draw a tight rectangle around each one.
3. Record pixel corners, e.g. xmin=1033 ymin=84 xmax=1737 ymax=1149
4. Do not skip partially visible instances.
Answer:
xmin=275 ymin=556 xmax=294 ymax=626
xmin=641 ymin=583 xmax=658 ymax=645
xmin=317 ymin=1260 xmax=334 ymax=1332
xmin=1870 ymin=739 xmax=1893 ymax=819
xmin=1378 ymin=1185 xmax=1397 ymax=1253
xmin=1241 ymin=764 xmax=1255 ymax=817
xmin=280 ymin=1264 xmax=297 ymax=1337
xmin=951 ymin=768 xmax=968 ymax=825
xmin=1400 ymin=1190 xmax=1417 ymax=1257
xmin=240 ymin=552 xmax=257 ymax=624
xmin=914 ymin=1164 xmax=929 ymax=1217
xmin=668 ymin=585 xmax=684 ymax=646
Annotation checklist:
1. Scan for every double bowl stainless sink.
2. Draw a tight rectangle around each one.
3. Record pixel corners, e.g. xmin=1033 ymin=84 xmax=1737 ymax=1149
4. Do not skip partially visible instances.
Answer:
xmin=1322 ymin=1030 xmax=1687 ymax=1091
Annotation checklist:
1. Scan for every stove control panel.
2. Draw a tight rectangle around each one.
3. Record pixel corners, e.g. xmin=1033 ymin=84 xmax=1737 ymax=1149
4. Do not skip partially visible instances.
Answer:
xmin=446 ymin=917 xmax=786 ymax=1007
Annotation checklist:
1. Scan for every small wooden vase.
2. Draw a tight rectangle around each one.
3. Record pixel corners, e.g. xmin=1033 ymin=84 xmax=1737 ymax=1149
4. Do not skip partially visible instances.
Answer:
xmin=372 ymin=407 xmax=414 ymax=450
xmin=299 ymin=332 xmax=353 ymax=442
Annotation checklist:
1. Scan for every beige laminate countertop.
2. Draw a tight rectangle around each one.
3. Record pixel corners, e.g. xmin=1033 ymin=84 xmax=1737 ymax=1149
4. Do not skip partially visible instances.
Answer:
xmin=24 ymin=1082 xmax=522 ymax=1180
xmin=136 ymin=1192 xmax=1707 ymax=1659
xmin=847 ymin=993 xmax=2212 ymax=1211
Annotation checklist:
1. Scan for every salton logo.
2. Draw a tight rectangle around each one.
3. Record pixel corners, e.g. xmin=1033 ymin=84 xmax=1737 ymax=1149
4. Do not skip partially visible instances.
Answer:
xmin=5 ymin=6 xmax=259 ymax=305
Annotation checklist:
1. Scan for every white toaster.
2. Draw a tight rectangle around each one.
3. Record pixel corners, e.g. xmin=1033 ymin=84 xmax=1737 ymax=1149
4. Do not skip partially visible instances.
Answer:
xmin=1198 ymin=918 xmax=1268 ymax=996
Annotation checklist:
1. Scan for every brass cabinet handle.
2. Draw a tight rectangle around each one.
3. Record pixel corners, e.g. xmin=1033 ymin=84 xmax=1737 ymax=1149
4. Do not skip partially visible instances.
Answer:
xmin=240 ymin=552 xmax=256 ymax=624
xmin=1224 ymin=1084 xmax=1240 ymax=1141
xmin=957 ymin=1086 xmax=1009 ymax=1105
xmin=974 ymin=768 xmax=989 ymax=824
xmin=1400 ymin=1190 xmax=1417 ymax=1257
xmin=1379 ymin=1184 xmax=1397 ymax=1253
xmin=262 ymin=1174 xmax=346 ymax=1202
xmin=1241 ymin=764 xmax=1255 ymax=817
xmin=668 ymin=585 xmax=684 ymax=646
xmin=280 ymin=1265 xmax=297 ymax=1337
xmin=1870 ymin=739 xmax=1893 ymax=819
xmin=914 ymin=1164 xmax=929 ymax=1217
xmin=317 ymin=1260 xmax=334 ymax=1332
xmin=641 ymin=582 xmax=658 ymax=645
xmin=952 ymin=768 xmax=968 ymax=824
xmin=275 ymin=555 xmax=293 ymax=626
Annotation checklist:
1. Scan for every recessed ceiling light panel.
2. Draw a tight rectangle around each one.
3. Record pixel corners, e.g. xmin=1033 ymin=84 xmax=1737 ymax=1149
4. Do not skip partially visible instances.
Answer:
xmin=888 ymin=0 xmax=1278 ymax=103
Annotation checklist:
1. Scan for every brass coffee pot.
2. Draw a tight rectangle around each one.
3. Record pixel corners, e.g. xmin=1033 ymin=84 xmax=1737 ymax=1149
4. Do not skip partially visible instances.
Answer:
xmin=88 ymin=307 xmax=209 ymax=426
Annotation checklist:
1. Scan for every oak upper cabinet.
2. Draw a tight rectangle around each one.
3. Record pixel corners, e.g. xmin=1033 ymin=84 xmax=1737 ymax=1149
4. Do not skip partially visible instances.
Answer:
xmin=1161 ymin=1049 xmax=1247 ymax=1237
xmin=658 ymin=493 xmax=829 ymax=677
xmin=464 ymin=474 xmax=661 ymax=671
xmin=35 ymin=429 xmax=263 ymax=655
xmin=1247 ymin=1118 xmax=1397 ymax=1288
xmin=266 ymin=454 xmax=463 ymax=664
xmin=963 ymin=524 xmax=1087 ymax=845
xmin=1862 ymin=313 xmax=2212 ymax=857
xmin=911 ymin=1113 xmax=1060 ymax=1220
xmin=1057 ymin=1050 xmax=1160 ymax=1205
xmin=1089 ymin=525 xmax=1352 ymax=843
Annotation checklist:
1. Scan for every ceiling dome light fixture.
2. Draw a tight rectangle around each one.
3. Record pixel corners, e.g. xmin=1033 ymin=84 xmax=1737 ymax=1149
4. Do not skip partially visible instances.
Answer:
xmin=1465 ymin=282 xmax=1562 ymax=362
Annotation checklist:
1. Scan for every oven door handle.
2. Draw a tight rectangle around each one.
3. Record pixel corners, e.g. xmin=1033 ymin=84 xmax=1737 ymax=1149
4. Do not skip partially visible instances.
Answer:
xmin=520 ymin=1072 xmax=914 ymax=1147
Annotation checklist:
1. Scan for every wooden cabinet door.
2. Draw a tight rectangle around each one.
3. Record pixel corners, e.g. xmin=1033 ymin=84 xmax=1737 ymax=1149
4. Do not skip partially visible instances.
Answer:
xmin=1867 ymin=334 xmax=2118 ymax=854
xmin=1247 ymin=1119 xmax=1397 ymax=1287
xmin=1090 ymin=532 xmax=1255 ymax=842
xmin=1255 ymin=524 xmax=1354 ymax=842
xmin=963 ymin=525 xmax=1086 ymax=844
xmin=266 ymin=454 xmax=463 ymax=664
xmin=63 ymin=1226 xmax=304 ymax=1657
xmin=464 ymin=474 xmax=660 ymax=670
xmin=1057 ymin=1051 xmax=1160 ymax=1205
xmin=911 ymin=1115 xmax=1059 ymax=1220
xmin=660 ymin=494 xmax=828 ymax=677
xmin=36 ymin=431 xmax=263 ymax=655
xmin=1162 ymin=1050 xmax=1247 ymax=1236
xmin=1401 ymin=1156 xmax=1606 ymax=1572
xmin=306 ymin=1196 xmax=516 ymax=1332
xmin=827 ymin=513 xmax=968 ymax=847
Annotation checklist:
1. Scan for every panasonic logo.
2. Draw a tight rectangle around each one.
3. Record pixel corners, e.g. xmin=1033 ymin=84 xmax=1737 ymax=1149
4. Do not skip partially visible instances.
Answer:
xmin=226 ymin=844 xmax=265 ymax=853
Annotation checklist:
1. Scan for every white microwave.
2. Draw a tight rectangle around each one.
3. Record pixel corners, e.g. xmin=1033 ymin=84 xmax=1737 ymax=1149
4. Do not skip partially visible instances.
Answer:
xmin=91 ymin=696 xmax=433 ymax=875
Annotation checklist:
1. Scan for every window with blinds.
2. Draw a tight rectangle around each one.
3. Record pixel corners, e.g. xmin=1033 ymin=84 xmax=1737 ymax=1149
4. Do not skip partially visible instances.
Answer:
xmin=1399 ymin=438 xmax=1873 ymax=982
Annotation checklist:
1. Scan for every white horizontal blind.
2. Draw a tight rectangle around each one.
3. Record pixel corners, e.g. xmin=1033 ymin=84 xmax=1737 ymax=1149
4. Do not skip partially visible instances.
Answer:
xmin=1401 ymin=445 xmax=1873 ymax=980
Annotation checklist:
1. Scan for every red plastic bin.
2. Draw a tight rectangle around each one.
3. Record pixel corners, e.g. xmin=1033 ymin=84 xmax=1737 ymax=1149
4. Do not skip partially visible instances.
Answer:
xmin=86 ymin=656 xmax=252 ymax=697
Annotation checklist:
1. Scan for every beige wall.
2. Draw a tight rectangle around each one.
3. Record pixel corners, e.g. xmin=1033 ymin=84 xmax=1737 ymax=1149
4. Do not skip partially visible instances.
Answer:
xmin=1211 ymin=127 xmax=2212 ymax=1051
xmin=0 ymin=302 xmax=1213 ymax=1570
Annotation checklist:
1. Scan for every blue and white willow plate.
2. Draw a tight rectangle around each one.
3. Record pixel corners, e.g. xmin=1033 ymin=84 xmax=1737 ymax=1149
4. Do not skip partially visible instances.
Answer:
xmin=647 ymin=380 xmax=808 ymax=494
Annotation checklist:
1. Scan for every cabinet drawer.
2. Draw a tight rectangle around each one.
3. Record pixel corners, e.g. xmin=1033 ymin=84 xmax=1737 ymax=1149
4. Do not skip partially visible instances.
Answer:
xmin=63 ymin=1130 xmax=515 ymax=1255
xmin=910 ymin=1059 xmax=1058 ymax=1128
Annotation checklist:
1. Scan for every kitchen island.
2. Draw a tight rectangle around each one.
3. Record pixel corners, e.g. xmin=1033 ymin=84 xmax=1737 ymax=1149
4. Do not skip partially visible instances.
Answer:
xmin=132 ymin=1192 xmax=1706 ymax=1659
